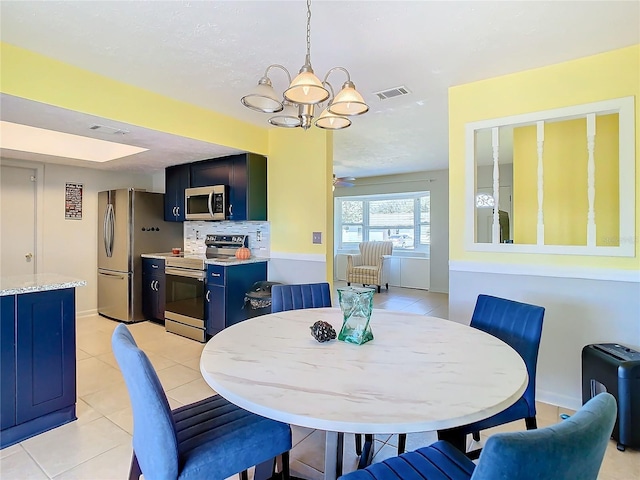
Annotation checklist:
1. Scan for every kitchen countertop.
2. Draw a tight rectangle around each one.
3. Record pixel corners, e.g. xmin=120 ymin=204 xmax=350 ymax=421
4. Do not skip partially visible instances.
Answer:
xmin=0 ymin=273 xmax=87 ymax=296
xmin=141 ymin=252 xmax=269 ymax=267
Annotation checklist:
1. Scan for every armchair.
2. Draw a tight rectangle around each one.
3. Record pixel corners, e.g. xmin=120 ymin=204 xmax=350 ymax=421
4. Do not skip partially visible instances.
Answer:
xmin=346 ymin=241 xmax=393 ymax=293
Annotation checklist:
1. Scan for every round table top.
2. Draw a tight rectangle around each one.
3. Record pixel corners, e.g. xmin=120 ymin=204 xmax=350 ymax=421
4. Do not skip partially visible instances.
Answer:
xmin=200 ymin=307 xmax=528 ymax=434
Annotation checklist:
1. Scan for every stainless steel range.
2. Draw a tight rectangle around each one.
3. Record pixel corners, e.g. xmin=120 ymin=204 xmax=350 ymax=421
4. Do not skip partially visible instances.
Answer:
xmin=164 ymin=235 xmax=249 ymax=341
xmin=205 ymin=234 xmax=249 ymax=260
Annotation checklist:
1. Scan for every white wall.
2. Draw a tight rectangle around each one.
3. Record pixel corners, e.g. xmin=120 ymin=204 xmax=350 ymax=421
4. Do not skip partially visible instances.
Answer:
xmin=449 ymin=263 xmax=640 ymax=410
xmin=268 ymin=255 xmax=327 ymax=284
xmin=333 ymin=169 xmax=449 ymax=293
xmin=3 ymin=159 xmax=164 ymax=315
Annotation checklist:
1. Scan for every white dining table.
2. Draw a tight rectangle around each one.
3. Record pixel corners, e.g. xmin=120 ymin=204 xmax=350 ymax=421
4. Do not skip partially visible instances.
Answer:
xmin=200 ymin=307 xmax=527 ymax=480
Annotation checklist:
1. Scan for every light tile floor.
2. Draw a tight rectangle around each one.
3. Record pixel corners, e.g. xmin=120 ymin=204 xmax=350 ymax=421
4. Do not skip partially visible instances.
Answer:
xmin=1 ymin=284 xmax=637 ymax=479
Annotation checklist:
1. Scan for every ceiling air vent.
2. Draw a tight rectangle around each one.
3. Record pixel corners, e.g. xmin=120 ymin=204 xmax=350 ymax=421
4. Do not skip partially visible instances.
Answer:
xmin=89 ymin=124 xmax=130 ymax=135
xmin=374 ymin=86 xmax=411 ymax=101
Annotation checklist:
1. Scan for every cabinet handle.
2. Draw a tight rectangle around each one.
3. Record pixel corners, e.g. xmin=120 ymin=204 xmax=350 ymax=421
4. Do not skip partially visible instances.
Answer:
xmin=152 ymin=264 xmax=158 ymax=269
xmin=206 ymin=290 xmax=210 ymax=302
xmin=211 ymin=273 xmax=221 ymax=277
xmin=176 ymin=206 xmax=180 ymax=217
xmin=154 ymin=280 xmax=159 ymax=291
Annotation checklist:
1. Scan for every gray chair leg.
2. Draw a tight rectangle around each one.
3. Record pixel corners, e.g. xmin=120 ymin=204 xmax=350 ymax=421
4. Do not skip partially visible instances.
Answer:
xmin=129 ymin=453 xmax=142 ymax=480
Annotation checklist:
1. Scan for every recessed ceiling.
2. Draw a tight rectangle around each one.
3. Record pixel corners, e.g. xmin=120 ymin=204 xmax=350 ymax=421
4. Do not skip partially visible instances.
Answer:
xmin=0 ymin=1 xmax=638 ymax=178
xmin=0 ymin=94 xmax=242 ymax=172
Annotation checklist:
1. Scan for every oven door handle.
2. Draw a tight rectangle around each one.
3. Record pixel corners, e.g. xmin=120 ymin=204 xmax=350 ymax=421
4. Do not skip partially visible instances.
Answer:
xmin=165 ymin=267 xmax=206 ymax=280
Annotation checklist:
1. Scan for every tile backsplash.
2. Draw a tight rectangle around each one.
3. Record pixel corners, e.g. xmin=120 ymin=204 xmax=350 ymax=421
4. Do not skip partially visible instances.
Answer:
xmin=183 ymin=221 xmax=270 ymax=257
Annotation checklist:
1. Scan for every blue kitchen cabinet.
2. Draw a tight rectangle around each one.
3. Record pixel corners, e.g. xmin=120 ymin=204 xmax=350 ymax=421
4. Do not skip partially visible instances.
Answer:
xmin=228 ymin=153 xmax=267 ymax=222
xmin=142 ymin=258 xmax=165 ymax=323
xmin=187 ymin=153 xmax=267 ymax=221
xmin=1 ymin=296 xmax=16 ymax=431
xmin=190 ymin=159 xmax=231 ymax=188
xmin=1 ymin=288 xmax=77 ymax=448
xmin=164 ymin=163 xmax=190 ymax=221
xmin=205 ymin=262 xmax=267 ymax=336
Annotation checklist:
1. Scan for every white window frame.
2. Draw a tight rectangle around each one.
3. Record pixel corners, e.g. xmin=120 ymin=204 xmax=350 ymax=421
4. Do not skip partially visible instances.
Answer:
xmin=465 ymin=96 xmax=635 ymax=257
xmin=335 ymin=191 xmax=430 ymax=255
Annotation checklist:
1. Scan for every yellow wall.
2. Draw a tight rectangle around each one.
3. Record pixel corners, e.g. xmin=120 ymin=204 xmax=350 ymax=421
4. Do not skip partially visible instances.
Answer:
xmin=268 ymin=128 xmax=334 ymax=280
xmin=1 ymin=42 xmax=335 ymax=265
xmin=513 ymin=115 xmax=619 ymax=246
xmin=449 ymin=44 xmax=639 ymax=270
xmin=0 ymin=43 xmax=268 ymax=154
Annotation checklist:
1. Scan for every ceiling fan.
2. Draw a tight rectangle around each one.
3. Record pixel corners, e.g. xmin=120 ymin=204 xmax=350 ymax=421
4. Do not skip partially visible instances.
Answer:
xmin=333 ymin=174 xmax=355 ymax=187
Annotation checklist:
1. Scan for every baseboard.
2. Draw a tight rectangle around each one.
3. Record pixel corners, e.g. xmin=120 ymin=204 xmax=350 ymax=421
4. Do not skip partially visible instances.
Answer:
xmin=537 ymin=389 xmax=582 ymax=411
xmin=76 ymin=308 xmax=98 ymax=318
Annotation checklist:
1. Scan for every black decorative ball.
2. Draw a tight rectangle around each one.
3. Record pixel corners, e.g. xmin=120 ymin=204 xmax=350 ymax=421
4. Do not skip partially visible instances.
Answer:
xmin=310 ymin=321 xmax=337 ymax=343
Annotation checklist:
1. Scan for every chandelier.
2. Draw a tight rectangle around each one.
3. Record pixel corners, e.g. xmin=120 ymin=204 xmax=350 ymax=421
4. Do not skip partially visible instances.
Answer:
xmin=240 ymin=0 xmax=369 ymax=130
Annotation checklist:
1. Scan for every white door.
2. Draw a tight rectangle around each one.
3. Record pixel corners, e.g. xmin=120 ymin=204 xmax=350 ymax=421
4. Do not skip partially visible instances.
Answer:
xmin=1 ymin=164 xmax=37 ymax=276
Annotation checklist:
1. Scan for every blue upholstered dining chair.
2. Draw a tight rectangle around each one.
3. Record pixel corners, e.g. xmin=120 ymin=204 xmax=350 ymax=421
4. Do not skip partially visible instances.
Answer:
xmin=339 ymin=392 xmax=617 ymax=480
xmin=271 ymin=282 xmax=332 ymax=313
xmin=396 ymin=294 xmax=545 ymax=458
xmin=111 ymin=323 xmax=292 ymax=480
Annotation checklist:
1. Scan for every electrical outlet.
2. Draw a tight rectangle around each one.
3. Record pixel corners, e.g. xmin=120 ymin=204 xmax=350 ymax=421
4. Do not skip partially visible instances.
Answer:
xmin=312 ymin=232 xmax=322 ymax=244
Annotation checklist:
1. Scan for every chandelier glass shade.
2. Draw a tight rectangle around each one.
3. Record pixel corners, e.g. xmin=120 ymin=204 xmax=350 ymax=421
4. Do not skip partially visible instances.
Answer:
xmin=268 ymin=102 xmax=302 ymax=128
xmin=315 ymin=107 xmax=351 ymax=130
xmin=240 ymin=0 xmax=368 ymax=130
xmin=240 ymin=77 xmax=283 ymax=113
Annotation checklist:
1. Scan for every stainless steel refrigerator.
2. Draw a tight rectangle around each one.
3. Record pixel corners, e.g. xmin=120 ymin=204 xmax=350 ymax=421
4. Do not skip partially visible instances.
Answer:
xmin=98 ymin=189 xmax=182 ymax=323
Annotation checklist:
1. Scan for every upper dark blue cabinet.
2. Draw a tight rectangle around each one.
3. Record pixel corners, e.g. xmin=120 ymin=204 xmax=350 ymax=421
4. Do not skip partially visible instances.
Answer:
xmin=164 ymin=164 xmax=190 ymax=222
xmin=228 ymin=153 xmax=267 ymax=222
xmin=190 ymin=159 xmax=231 ymax=188
xmin=166 ymin=153 xmax=267 ymax=222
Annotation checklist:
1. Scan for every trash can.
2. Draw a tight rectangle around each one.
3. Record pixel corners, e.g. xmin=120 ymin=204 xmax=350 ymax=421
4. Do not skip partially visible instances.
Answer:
xmin=582 ymin=343 xmax=640 ymax=451
xmin=244 ymin=281 xmax=282 ymax=319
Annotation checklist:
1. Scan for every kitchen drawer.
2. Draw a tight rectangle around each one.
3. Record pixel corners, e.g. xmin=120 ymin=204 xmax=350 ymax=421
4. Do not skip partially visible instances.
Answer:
xmin=207 ymin=265 xmax=226 ymax=286
xmin=142 ymin=258 xmax=165 ymax=275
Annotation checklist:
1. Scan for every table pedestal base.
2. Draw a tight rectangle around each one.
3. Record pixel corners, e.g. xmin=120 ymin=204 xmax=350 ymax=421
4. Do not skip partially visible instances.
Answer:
xmin=324 ymin=431 xmax=343 ymax=480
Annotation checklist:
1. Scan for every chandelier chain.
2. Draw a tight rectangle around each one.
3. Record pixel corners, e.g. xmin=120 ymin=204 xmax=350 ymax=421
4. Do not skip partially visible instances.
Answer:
xmin=306 ymin=0 xmax=312 ymax=58
xmin=240 ymin=0 xmax=368 ymax=130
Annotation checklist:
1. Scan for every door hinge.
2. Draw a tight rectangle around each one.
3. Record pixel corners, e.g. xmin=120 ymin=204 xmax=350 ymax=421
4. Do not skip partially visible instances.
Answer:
xmin=30 ymin=175 xmax=37 ymax=182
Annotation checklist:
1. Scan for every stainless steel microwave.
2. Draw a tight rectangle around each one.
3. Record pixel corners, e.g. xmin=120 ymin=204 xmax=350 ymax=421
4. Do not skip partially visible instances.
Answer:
xmin=185 ymin=185 xmax=228 ymax=221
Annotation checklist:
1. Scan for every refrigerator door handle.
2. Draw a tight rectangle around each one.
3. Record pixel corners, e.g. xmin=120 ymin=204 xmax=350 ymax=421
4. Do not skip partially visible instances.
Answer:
xmin=104 ymin=203 xmax=115 ymax=257
xmin=99 ymin=271 xmax=126 ymax=280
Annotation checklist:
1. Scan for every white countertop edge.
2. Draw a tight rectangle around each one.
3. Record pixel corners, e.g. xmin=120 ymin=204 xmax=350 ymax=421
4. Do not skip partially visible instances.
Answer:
xmin=141 ymin=252 xmax=269 ymax=266
xmin=0 ymin=273 xmax=87 ymax=296
xmin=205 ymin=257 xmax=268 ymax=266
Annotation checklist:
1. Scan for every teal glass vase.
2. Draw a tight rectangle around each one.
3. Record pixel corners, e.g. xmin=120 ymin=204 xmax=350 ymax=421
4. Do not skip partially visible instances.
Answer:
xmin=337 ymin=286 xmax=375 ymax=345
